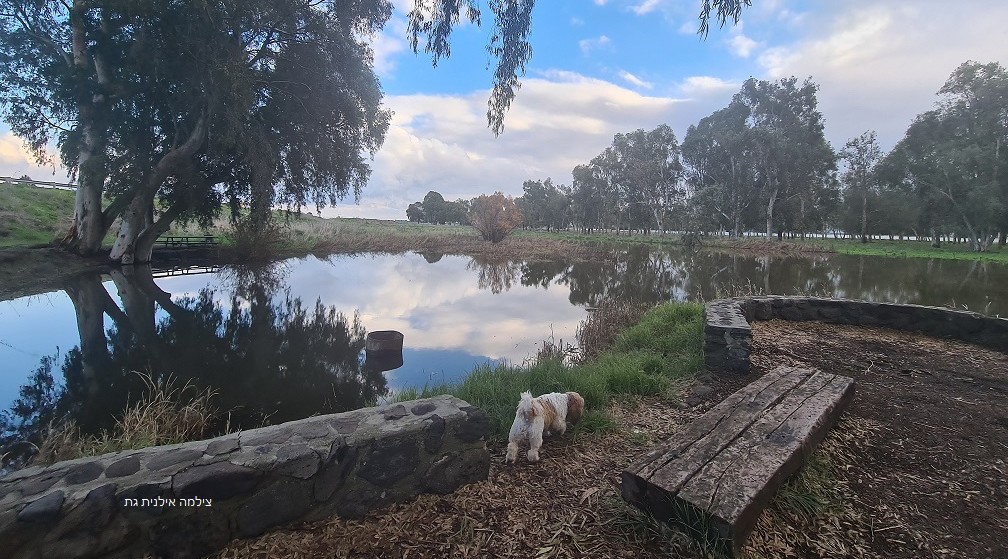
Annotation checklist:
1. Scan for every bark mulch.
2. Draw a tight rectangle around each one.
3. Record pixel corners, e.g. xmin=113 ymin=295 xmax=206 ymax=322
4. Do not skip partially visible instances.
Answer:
xmin=214 ymin=321 xmax=1008 ymax=559
xmin=749 ymin=320 xmax=1008 ymax=559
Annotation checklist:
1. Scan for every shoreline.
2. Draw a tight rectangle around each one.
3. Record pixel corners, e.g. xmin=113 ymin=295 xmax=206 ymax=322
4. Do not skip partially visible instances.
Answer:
xmin=2 ymin=217 xmax=1006 ymax=303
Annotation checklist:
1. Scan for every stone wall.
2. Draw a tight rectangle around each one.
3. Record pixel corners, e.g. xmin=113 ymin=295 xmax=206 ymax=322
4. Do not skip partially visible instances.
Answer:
xmin=705 ymin=296 xmax=1008 ymax=374
xmin=0 ymin=395 xmax=491 ymax=559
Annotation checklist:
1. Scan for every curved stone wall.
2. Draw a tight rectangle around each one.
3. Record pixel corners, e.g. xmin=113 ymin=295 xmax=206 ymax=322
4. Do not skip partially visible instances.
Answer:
xmin=704 ymin=296 xmax=1008 ymax=374
xmin=0 ymin=395 xmax=491 ymax=559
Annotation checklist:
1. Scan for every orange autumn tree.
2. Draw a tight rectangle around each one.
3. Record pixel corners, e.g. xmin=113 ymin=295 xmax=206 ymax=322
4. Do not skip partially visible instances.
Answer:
xmin=469 ymin=192 xmax=523 ymax=243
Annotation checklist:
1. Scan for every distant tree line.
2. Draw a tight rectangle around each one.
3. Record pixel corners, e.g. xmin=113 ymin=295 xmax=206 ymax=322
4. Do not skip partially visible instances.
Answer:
xmin=406 ymin=190 xmax=522 ymax=243
xmin=427 ymin=61 xmax=1003 ymax=252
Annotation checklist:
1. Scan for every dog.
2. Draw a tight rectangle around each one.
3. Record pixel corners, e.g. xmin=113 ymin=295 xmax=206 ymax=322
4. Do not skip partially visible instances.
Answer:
xmin=506 ymin=390 xmax=585 ymax=463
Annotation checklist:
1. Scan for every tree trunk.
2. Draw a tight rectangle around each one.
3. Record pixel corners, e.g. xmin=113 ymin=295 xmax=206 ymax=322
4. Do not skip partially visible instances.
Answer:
xmin=860 ymin=189 xmax=868 ymax=243
xmin=110 ymin=110 xmax=208 ymax=264
xmin=998 ymin=231 xmax=1006 ymax=247
xmin=931 ymin=227 xmax=941 ymax=248
xmin=61 ymin=2 xmax=112 ymax=256
xmin=765 ymin=184 xmax=778 ymax=240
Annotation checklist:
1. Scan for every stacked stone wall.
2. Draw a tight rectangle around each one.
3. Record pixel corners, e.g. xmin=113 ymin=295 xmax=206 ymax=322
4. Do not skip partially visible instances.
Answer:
xmin=705 ymin=296 xmax=1008 ymax=374
xmin=0 ymin=395 xmax=490 ymax=559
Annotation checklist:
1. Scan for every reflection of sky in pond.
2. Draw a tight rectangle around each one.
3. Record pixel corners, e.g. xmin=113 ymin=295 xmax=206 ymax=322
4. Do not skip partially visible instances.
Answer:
xmin=3 ymin=247 xmax=1007 ymax=419
xmin=1 ymin=291 xmax=81 ymax=407
xmin=0 ymin=253 xmax=587 ymax=413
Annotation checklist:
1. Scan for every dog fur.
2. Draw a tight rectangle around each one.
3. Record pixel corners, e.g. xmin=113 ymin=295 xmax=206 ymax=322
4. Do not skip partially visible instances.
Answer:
xmin=506 ymin=390 xmax=585 ymax=463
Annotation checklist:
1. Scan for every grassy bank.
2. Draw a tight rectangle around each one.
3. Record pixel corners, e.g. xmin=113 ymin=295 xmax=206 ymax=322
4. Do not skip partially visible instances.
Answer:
xmin=798 ymin=237 xmax=1008 ymax=262
xmin=394 ymin=301 xmax=705 ymax=439
xmin=0 ymin=183 xmax=76 ymax=247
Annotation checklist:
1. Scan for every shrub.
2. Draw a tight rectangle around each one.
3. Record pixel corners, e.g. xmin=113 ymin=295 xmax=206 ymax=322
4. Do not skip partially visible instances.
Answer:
xmin=469 ymin=192 xmax=522 ymax=243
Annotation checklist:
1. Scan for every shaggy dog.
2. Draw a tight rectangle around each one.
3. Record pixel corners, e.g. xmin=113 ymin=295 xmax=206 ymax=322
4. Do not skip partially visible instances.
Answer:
xmin=506 ymin=391 xmax=585 ymax=463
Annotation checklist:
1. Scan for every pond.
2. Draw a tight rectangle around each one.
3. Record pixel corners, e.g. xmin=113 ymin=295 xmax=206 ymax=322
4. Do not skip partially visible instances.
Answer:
xmin=1 ymin=246 xmax=1005 ymax=459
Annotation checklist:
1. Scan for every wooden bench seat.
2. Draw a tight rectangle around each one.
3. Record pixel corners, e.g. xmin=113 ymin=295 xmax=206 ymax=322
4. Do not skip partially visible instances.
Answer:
xmin=621 ymin=366 xmax=855 ymax=557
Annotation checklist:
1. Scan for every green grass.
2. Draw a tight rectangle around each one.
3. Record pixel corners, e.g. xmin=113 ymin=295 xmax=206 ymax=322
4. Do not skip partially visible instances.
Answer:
xmin=6 ymin=183 xmax=1004 ymax=262
xmin=800 ymin=237 xmax=1008 ymax=262
xmin=394 ymin=301 xmax=706 ymax=439
xmin=0 ymin=183 xmax=77 ymax=247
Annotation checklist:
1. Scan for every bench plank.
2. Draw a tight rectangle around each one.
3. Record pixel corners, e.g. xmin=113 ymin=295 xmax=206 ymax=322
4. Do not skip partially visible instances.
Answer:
xmin=621 ymin=366 xmax=855 ymax=557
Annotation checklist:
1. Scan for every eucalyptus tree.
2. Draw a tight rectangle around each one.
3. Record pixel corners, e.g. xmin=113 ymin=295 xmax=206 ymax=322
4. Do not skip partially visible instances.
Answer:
xmin=571 ymin=163 xmax=605 ymax=233
xmin=0 ymin=1 xmax=392 ymax=263
xmin=406 ymin=202 xmax=425 ymax=222
xmin=607 ymin=125 xmax=684 ymax=234
xmin=884 ymin=61 xmax=1008 ymax=252
xmin=682 ymin=99 xmax=756 ymax=237
xmin=839 ymin=131 xmax=883 ymax=243
xmin=735 ymin=77 xmax=836 ymax=240
xmin=1 ymin=0 xmax=752 ymax=263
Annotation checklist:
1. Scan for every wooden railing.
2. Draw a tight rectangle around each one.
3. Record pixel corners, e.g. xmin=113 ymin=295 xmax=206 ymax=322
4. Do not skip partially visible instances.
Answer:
xmin=155 ymin=235 xmax=219 ymax=248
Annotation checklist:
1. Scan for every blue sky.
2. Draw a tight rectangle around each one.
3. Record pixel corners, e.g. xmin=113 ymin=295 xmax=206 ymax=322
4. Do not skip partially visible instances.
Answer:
xmin=2 ymin=0 xmax=1006 ymax=220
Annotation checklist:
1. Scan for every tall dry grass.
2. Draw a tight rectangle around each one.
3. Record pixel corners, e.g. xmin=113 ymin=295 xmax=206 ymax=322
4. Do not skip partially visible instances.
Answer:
xmin=32 ymin=373 xmax=218 ymax=465
xmin=576 ymin=299 xmax=654 ymax=363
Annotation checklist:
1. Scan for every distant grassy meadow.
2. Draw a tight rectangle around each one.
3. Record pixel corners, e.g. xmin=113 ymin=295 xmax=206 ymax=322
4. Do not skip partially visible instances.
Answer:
xmin=1 ymin=181 xmax=1005 ymax=264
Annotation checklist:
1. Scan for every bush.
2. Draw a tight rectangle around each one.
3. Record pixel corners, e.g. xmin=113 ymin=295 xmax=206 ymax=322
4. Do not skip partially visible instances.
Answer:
xmin=469 ymin=192 xmax=522 ymax=243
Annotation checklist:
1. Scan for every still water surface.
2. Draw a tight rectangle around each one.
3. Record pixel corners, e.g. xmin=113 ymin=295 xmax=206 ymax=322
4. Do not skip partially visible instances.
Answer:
xmin=1 ymin=246 xmax=1004 ymax=452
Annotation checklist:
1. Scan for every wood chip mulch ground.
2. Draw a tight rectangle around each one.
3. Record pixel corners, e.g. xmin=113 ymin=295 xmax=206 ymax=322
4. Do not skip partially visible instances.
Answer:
xmin=215 ymin=321 xmax=1008 ymax=559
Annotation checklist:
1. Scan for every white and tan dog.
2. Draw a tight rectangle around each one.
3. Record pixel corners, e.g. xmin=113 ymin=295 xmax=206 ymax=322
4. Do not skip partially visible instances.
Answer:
xmin=506 ymin=390 xmax=585 ymax=463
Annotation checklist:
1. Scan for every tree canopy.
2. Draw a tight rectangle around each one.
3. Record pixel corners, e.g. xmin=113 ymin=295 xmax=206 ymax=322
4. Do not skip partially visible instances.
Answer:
xmin=1 ymin=0 xmax=754 ymax=263
xmin=882 ymin=61 xmax=1008 ymax=251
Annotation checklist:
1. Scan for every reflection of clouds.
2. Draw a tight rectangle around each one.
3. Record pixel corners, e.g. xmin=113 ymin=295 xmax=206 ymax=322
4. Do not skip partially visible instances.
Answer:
xmin=276 ymin=254 xmax=587 ymax=361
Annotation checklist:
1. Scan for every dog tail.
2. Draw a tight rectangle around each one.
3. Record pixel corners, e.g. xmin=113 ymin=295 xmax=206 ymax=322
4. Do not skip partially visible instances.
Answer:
xmin=518 ymin=391 xmax=537 ymax=418
xmin=566 ymin=391 xmax=585 ymax=424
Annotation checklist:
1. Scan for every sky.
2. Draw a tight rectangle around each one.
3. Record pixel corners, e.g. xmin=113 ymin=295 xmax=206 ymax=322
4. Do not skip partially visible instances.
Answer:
xmin=2 ymin=0 xmax=1007 ymax=220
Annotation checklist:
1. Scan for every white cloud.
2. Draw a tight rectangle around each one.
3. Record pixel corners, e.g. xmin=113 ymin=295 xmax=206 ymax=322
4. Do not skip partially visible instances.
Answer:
xmin=727 ymin=23 xmax=760 ymax=58
xmin=570 ymin=16 xmax=585 ymax=26
xmin=749 ymin=0 xmax=1008 ymax=149
xmin=0 ymin=132 xmax=69 ymax=182
xmin=632 ymin=0 xmax=662 ymax=16
xmin=594 ymin=0 xmax=608 ymax=5
xmin=0 ymin=133 xmax=31 ymax=167
xmin=366 ymin=17 xmax=408 ymax=77
xmin=678 ymin=20 xmax=698 ymax=34
xmin=679 ymin=76 xmax=739 ymax=96
xmin=578 ymin=35 xmax=611 ymax=54
xmin=618 ymin=70 xmax=653 ymax=89
xmin=347 ymin=71 xmax=727 ymax=215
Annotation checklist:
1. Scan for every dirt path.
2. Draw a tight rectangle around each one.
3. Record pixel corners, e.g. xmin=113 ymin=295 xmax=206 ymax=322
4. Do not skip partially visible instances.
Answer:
xmin=214 ymin=322 xmax=1008 ymax=559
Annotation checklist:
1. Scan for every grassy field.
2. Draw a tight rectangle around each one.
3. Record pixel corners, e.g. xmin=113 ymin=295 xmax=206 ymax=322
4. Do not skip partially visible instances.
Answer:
xmin=794 ymin=237 xmax=1008 ymax=262
xmin=0 ymin=183 xmax=215 ymax=249
xmin=3 ymin=182 xmax=1006 ymax=262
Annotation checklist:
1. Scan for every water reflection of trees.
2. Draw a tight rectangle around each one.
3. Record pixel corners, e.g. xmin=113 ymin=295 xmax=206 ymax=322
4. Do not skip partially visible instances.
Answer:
xmin=1 ymin=265 xmax=386 ymax=457
xmin=467 ymin=256 xmax=521 ymax=294
xmin=511 ymin=245 xmax=1007 ymax=314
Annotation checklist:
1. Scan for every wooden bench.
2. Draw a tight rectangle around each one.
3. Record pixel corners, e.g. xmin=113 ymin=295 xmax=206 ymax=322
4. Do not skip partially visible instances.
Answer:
xmin=621 ymin=366 xmax=855 ymax=557
xmin=155 ymin=235 xmax=219 ymax=248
